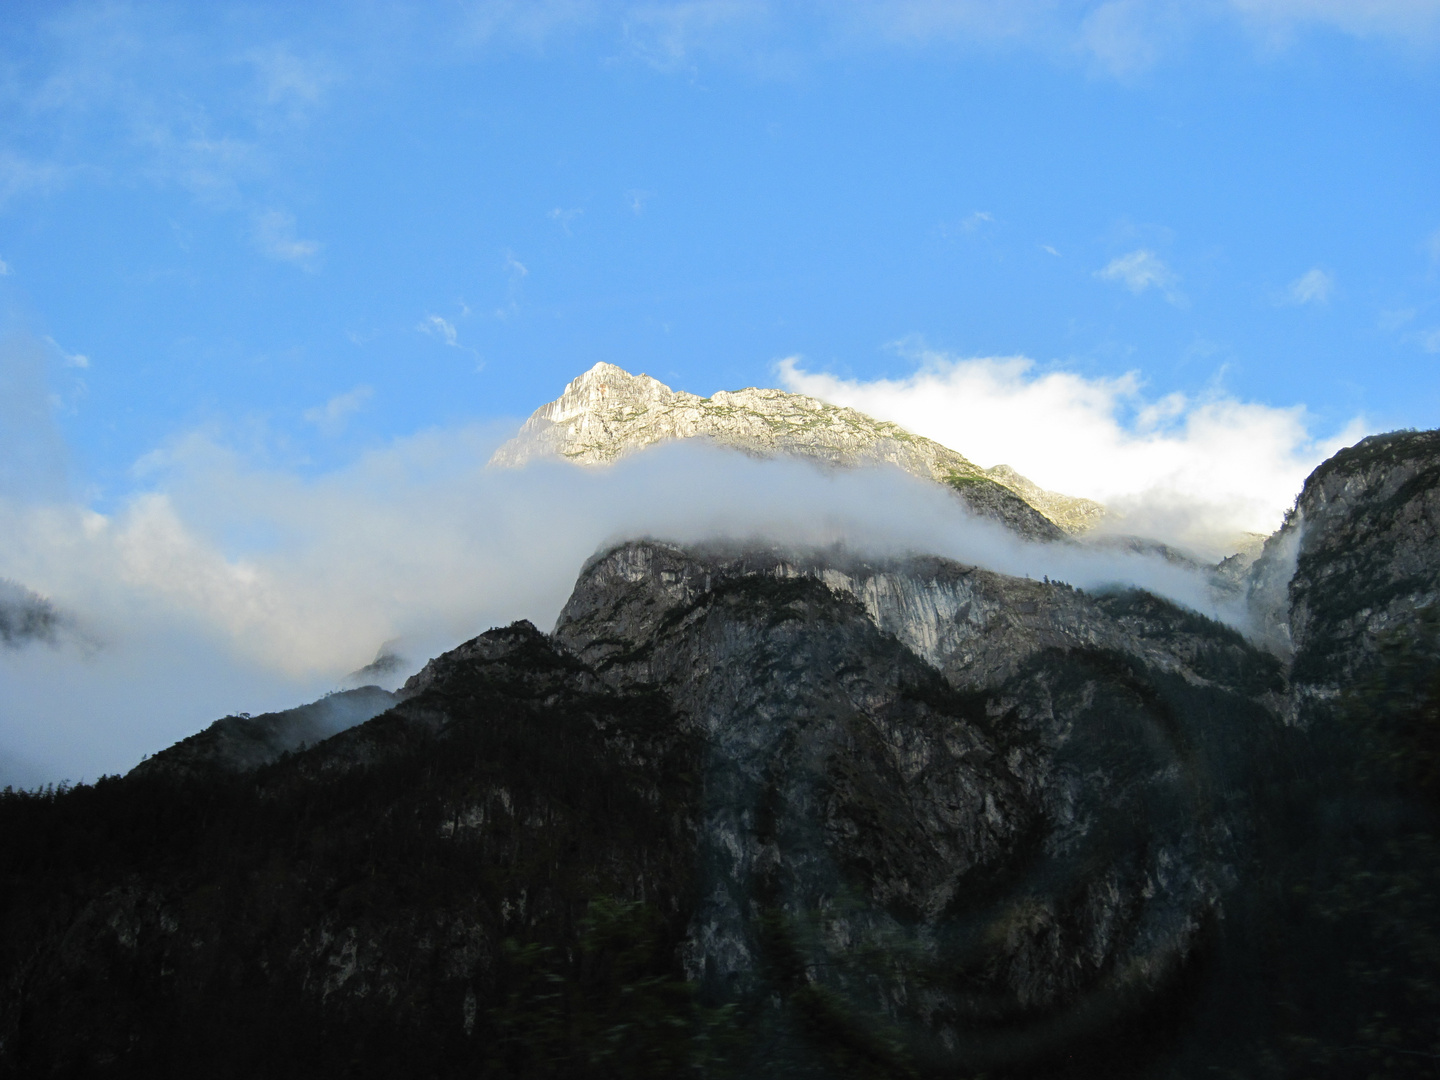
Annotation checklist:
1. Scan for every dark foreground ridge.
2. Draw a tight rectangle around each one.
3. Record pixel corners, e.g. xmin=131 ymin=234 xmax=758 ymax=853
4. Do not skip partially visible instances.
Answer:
xmin=3 ymin=431 xmax=1440 ymax=1078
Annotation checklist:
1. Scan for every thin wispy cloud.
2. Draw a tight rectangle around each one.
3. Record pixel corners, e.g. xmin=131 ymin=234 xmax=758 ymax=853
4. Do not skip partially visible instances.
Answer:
xmin=167 ymin=135 xmax=261 ymax=207
xmin=12 ymin=8 xmax=268 ymax=213
xmin=0 ymin=4 xmax=1427 ymax=254
xmin=450 ymin=0 xmax=1440 ymax=67
xmin=0 ymin=153 xmax=68 ymax=207
xmin=1077 ymin=0 xmax=1175 ymax=76
xmin=622 ymin=0 xmax=771 ymax=71
xmin=938 ymin=211 xmax=995 ymax=241
xmin=548 ymin=206 xmax=583 ymax=234
xmin=829 ymin=1 xmax=1072 ymax=55
xmin=779 ymin=349 xmax=1364 ymax=554
xmin=0 ymin=7 xmax=339 ymax=262
xmin=0 ymin=2 xmax=1432 ymax=213
xmin=418 ymin=313 xmax=483 ymax=368
xmin=0 ymin=258 xmax=8 ymax=276
xmin=857 ymin=0 xmax=1440 ymax=63
xmin=303 ymin=386 xmax=373 ymax=436
xmin=1285 ymin=267 xmax=1333 ymax=305
xmin=44 ymin=336 xmax=89 ymax=369
xmin=1096 ymin=248 xmax=1181 ymax=302
xmin=1229 ymin=0 xmax=1440 ymax=47
xmin=628 ymin=188 xmax=653 ymax=214
xmin=253 ymin=209 xmax=321 ymax=268
xmin=493 ymin=253 xmax=529 ymax=320
xmin=458 ymin=0 xmax=603 ymax=48
xmin=452 ymin=0 xmax=1440 ymax=83
xmin=1379 ymin=307 xmax=1416 ymax=331
xmin=246 ymin=44 xmax=339 ymax=114
xmin=420 ymin=314 xmax=459 ymax=347
xmin=568 ymin=1 xmax=1440 ymax=78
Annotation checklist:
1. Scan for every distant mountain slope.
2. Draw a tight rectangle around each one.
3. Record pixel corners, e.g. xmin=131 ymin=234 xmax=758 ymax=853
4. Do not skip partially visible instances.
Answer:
xmin=491 ymin=363 xmax=1103 ymax=539
xmin=130 ymin=686 xmax=399 ymax=779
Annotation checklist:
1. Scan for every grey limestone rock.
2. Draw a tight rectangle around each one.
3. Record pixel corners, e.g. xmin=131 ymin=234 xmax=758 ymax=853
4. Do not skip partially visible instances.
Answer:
xmin=1243 ymin=429 xmax=1440 ymax=711
xmin=551 ymin=538 xmax=1280 ymax=1068
xmin=491 ymin=362 xmax=1103 ymax=540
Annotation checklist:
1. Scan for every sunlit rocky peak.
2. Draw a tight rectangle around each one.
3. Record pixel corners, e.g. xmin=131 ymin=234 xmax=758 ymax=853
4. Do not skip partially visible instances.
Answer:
xmin=491 ymin=362 xmax=1104 ymax=537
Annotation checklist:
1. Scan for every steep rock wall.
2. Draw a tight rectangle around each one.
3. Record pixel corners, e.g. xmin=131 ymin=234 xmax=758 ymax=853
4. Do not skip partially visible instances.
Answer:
xmin=553 ymin=540 xmax=1281 ymax=1070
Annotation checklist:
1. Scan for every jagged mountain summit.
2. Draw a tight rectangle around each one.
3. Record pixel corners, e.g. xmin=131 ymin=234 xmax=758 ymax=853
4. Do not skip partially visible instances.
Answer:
xmin=491 ymin=362 xmax=1104 ymax=539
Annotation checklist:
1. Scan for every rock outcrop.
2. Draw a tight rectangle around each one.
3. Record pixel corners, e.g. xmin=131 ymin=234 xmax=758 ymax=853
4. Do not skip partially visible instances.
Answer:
xmin=492 ymin=363 xmax=1104 ymax=539
xmin=551 ymin=540 xmax=1279 ymax=1070
xmin=1242 ymin=429 xmax=1440 ymax=709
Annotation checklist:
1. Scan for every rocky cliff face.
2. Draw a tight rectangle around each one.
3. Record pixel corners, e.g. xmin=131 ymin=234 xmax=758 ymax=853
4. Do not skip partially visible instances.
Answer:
xmin=4 ymin=431 xmax=1440 ymax=1078
xmin=0 ymin=545 xmax=1284 ymax=1076
xmin=550 ymin=540 xmax=1279 ymax=1071
xmin=1236 ymin=430 xmax=1440 ymax=717
xmin=491 ymin=362 xmax=1103 ymax=539
xmin=1285 ymin=431 xmax=1440 ymax=695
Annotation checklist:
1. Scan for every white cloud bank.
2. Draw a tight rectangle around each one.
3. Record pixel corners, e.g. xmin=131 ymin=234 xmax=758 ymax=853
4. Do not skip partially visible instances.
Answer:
xmin=0 ymin=422 xmax=1280 ymax=787
xmin=779 ymin=352 xmax=1365 ymax=552
xmin=0 ymin=328 xmax=1369 ymax=787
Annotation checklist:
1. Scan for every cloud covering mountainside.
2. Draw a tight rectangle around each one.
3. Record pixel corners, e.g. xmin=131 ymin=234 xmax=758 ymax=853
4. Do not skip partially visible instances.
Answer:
xmin=0 ymin=580 xmax=64 ymax=649
xmin=0 ymin=339 xmax=1371 ymax=788
xmin=780 ymin=351 xmax=1362 ymax=553
xmin=0 ymin=412 xmax=1274 ymax=787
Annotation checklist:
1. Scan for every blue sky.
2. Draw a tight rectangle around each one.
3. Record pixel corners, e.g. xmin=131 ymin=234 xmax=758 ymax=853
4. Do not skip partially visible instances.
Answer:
xmin=2 ymin=1 xmax=1437 ymax=501
xmin=1 ymin=1 xmax=1439 ymax=783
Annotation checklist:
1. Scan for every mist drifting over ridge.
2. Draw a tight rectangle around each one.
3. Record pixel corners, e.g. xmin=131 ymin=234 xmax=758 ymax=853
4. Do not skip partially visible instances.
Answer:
xmin=780 ymin=352 xmax=1364 ymax=554
xmin=0 ymin=398 xmax=1297 ymax=788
